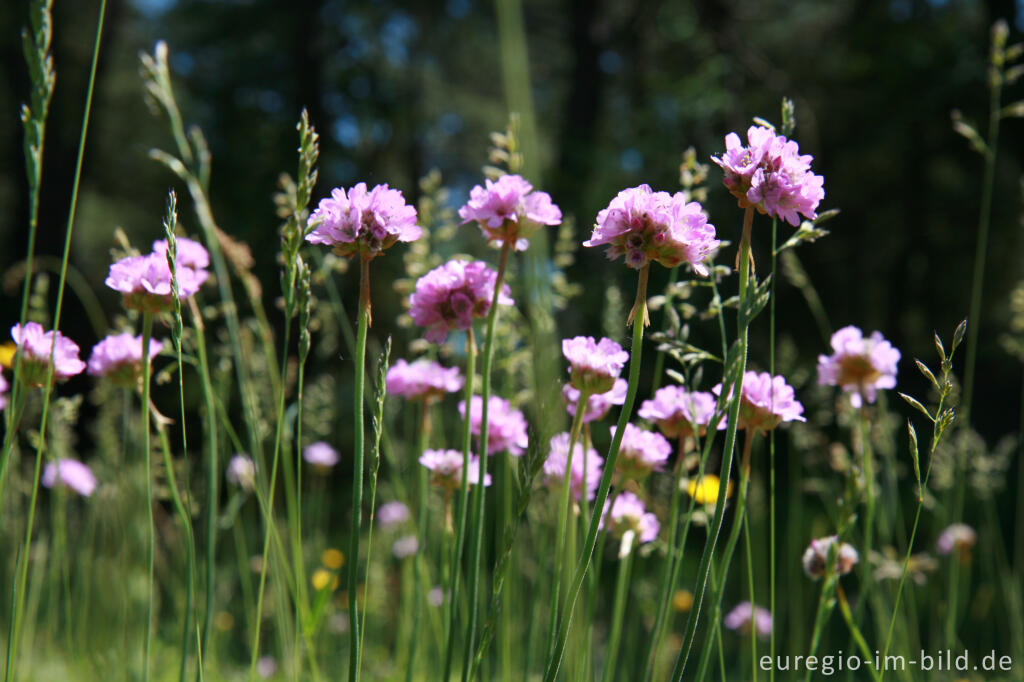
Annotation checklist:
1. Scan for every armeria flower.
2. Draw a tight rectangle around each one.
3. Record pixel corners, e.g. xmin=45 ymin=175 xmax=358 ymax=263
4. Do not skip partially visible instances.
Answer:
xmin=0 ymin=373 xmax=8 ymax=411
xmin=937 ymin=523 xmax=977 ymax=559
xmin=303 ymin=441 xmax=340 ymax=469
xmin=419 ymin=449 xmax=491 ymax=491
xmin=458 ymin=396 xmax=529 ymax=456
xmin=385 ymin=358 xmax=464 ymax=401
xmin=712 ymin=125 xmax=825 ymax=226
xmin=10 ymin=323 xmax=86 ymax=387
xmin=584 ymin=185 xmax=719 ymax=274
xmin=542 ymin=433 xmax=604 ymax=502
xmin=306 ymin=182 xmax=421 ymax=260
xmin=87 ymin=333 xmax=164 ymax=387
xmin=152 ymin=237 xmax=211 ymax=270
xmin=611 ymin=423 xmax=672 ymax=480
xmin=409 ymin=260 xmax=514 ymax=344
xmin=562 ymin=336 xmax=629 ymax=395
xmin=713 ymin=371 xmax=805 ymax=432
xmin=428 ymin=586 xmax=445 ymax=607
xmin=802 ymin=536 xmax=859 ymax=579
xmin=685 ymin=475 xmax=733 ymax=505
xmin=105 ymin=252 xmax=209 ymax=312
xmin=41 ymin=458 xmax=97 ymax=497
xmin=817 ymin=325 xmax=901 ymax=408
xmin=458 ymin=174 xmax=562 ymax=251
xmin=601 ymin=491 xmax=659 ymax=544
xmin=226 ymin=454 xmax=256 ymax=492
xmin=377 ymin=501 xmax=411 ymax=529
xmin=724 ymin=602 xmax=772 ymax=640
xmin=392 ymin=535 xmax=419 ymax=559
xmin=563 ymin=378 xmax=627 ymax=423
xmin=638 ymin=385 xmax=722 ymax=439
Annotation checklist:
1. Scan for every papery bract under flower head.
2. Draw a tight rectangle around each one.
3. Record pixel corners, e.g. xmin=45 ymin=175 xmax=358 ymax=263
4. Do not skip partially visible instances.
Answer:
xmin=385 ymin=358 xmax=464 ymax=401
xmin=458 ymin=395 xmax=529 ymax=456
xmin=419 ymin=449 xmax=491 ymax=492
xmin=563 ymin=378 xmax=627 ymax=424
xmin=458 ymin=174 xmax=562 ymax=251
xmin=714 ymin=371 xmax=805 ymax=432
xmin=712 ymin=126 xmax=825 ymax=227
xmin=42 ymin=458 xmax=97 ymax=497
xmin=105 ymin=252 xmax=209 ymax=312
xmin=87 ymin=333 xmax=164 ymax=387
xmin=638 ymin=385 xmax=722 ymax=439
xmin=306 ymin=183 xmax=421 ymax=260
xmin=817 ymin=325 xmax=900 ymax=408
xmin=584 ymin=185 xmax=719 ymax=275
xmin=408 ymin=260 xmax=514 ymax=345
xmin=562 ymin=336 xmax=629 ymax=395
xmin=542 ymin=433 xmax=603 ymax=502
xmin=11 ymin=322 xmax=86 ymax=387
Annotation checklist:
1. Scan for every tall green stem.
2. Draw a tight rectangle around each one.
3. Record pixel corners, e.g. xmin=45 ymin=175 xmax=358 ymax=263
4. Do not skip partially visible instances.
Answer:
xmin=601 ymin=535 xmax=636 ymax=682
xmin=141 ymin=312 xmax=155 ymax=682
xmin=541 ymin=263 xmax=650 ymax=682
xmin=769 ymin=218 xmax=778 ymax=682
xmin=670 ymin=206 xmax=754 ymax=681
xmin=405 ymin=401 xmax=433 ymax=682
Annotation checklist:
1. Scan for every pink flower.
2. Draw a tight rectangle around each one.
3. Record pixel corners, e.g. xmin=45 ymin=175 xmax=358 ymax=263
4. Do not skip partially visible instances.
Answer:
xmin=458 ymin=396 xmax=529 ymax=456
xmin=10 ymin=323 xmax=86 ymax=387
xmin=562 ymin=336 xmax=629 ymax=395
xmin=724 ymin=602 xmax=772 ymax=639
xmin=105 ymin=252 xmax=209 ymax=312
xmin=801 ymin=536 xmax=859 ymax=579
xmin=611 ymin=423 xmax=672 ymax=480
xmin=712 ymin=126 xmax=824 ymax=226
xmin=817 ymin=325 xmax=900 ymax=408
xmin=392 ymin=535 xmax=419 ymax=559
xmin=601 ymin=491 xmax=659 ymax=544
xmin=303 ymin=441 xmax=340 ymax=468
xmin=542 ymin=433 xmax=604 ymax=502
xmin=584 ymin=185 xmax=719 ymax=274
xmin=458 ymin=174 xmax=562 ymax=251
xmin=419 ymin=449 xmax=491 ymax=491
xmin=385 ymin=358 xmax=464 ymax=401
xmin=937 ymin=523 xmax=977 ymax=559
xmin=563 ymin=378 xmax=627 ymax=423
xmin=306 ymin=183 xmax=421 ymax=260
xmin=638 ymin=385 xmax=722 ymax=439
xmin=42 ymin=458 xmax=97 ymax=497
xmin=377 ymin=501 xmax=411 ymax=529
xmin=152 ymin=237 xmax=211 ymax=270
xmin=409 ymin=260 xmax=514 ymax=345
xmin=226 ymin=454 xmax=256 ymax=491
xmin=0 ymin=373 xmax=8 ymax=411
xmin=714 ymin=371 xmax=805 ymax=432
xmin=87 ymin=333 xmax=164 ymax=387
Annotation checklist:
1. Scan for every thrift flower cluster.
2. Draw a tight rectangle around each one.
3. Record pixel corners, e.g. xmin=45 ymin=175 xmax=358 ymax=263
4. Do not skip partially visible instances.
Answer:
xmin=87 ymin=333 xmax=164 ymax=387
xmin=409 ymin=260 xmax=513 ymax=344
xmin=715 ymin=371 xmax=806 ymax=432
xmin=42 ymin=458 xmax=97 ymax=497
xmin=562 ymin=336 xmax=629 ymax=395
xmin=724 ymin=602 xmax=773 ymax=640
xmin=419 ymin=449 xmax=491 ymax=491
xmin=385 ymin=358 xmax=464 ymax=401
xmin=817 ymin=325 xmax=901 ymax=407
xmin=639 ymin=385 xmax=721 ymax=438
xmin=542 ymin=433 xmax=603 ymax=502
xmin=458 ymin=174 xmax=562 ymax=251
xmin=802 ymin=535 xmax=859 ymax=579
xmin=602 ymin=491 xmax=660 ymax=545
xmin=306 ymin=182 xmax=421 ymax=260
xmin=459 ymin=396 xmax=529 ymax=456
xmin=562 ymin=379 xmax=627 ymax=423
xmin=611 ymin=423 xmax=672 ymax=480
xmin=10 ymin=322 xmax=86 ymax=386
xmin=105 ymin=237 xmax=210 ymax=312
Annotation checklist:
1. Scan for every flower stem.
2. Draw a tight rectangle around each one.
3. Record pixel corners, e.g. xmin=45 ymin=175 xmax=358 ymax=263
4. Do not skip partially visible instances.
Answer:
xmin=462 ymin=240 xmax=512 ymax=680
xmin=541 ymin=264 xmax=649 ymax=682
xmin=141 ymin=311 xmax=155 ymax=682
xmin=837 ymin=585 xmax=881 ymax=682
xmin=405 ymin=401 xmax=433 ymax=682
xmin=601 ymin=534 xmax=636 ymax=682
xmin=769 ymin=217 xmax=778 ymax=682
xmin=670 ymin=206 xmax=754 ymax=681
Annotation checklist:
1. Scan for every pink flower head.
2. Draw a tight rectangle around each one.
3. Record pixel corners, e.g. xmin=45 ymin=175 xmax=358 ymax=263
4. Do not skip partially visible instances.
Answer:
xmin=385 ymin=358 xmax=464 ymax=401
xmin=409 ymin=260 xmax=514 ymax=345
xmin=377 ymin=501 xmax=411 ymax=529
xmin=817 ymin=325 xmax=900 ymax=408
xmin=724 ymin=602 xmax=772 ymax=640
xmin=87 ymin=333 xmax=164 ymax=387
xmin=563 ymin=378 xmax=627 ymax=424
xmin=801 ymin=535 xmax=859 ymax=579
xmin=392 ymin=535 xmax=419 ymax=559
xmin=712 ymin=126 xmax=825 ymax=226
xmin=458 ymin=174 xmax=562 ymax=251
xmin=105 ymin=252 xmax=209 ymax=312
xmin=458 ymin=396 xmax=529 ymax=456
xmin=562 ymin=336 xmax=629 ymax=395
xmin=0 ymin=373 xmax=8 ymax=411
xmin=611 ymin=423 xmax=672 ymax=480
xmin=152 ymin=237 xmax=211 ymax=270
xmin=303 ymin=441 xmax=340 ymax=468
xmin=226 ymin=454 xmax=256 ymax=491
xmin=542 ymin=433 xmax=604 ymax=502
xmin=306 ymin=183 xmax=421 ymax=260
xmin=601 ymin=491 xmax=659 ymax=544
xmin=584 ymin=185 xmax=719 ymax=275
xmin=419 ymin=449 xmax=491 ymax=492
xmin=10 ymin=323 xmax=86 ymax=387
xmin=937 ymin=523 xmax=977 ymax=559
xmin=42 ymin=458 xmax=97 ymax=497
xmin=714 ymin=371 xmax=805 ymax=432
xmin=638 ymin=386 xmax=723 ymax=439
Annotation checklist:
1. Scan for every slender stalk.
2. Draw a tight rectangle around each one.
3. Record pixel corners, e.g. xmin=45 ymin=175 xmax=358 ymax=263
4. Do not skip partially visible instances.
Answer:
xmin=141 ymin=312 xmax=156 ymax=682
xmin=541 ymin=264 xmax=650 ymax=682
xmin=670 ymin=207 xmax=755 ymax=681
xmin=463 ymin=241 xmax=512 ymax=680
xmin=601 ymin=534 xmax=636 ymax=682
xmin=837 ymin=586 xmax=881 ymax=682
xmin=405 ymin=401 xmax=433 ymax=682
xmin=859 ymin=411 xmax=876 ymax=595
xmin=769 ymin=218 xmax=778 ymax=682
